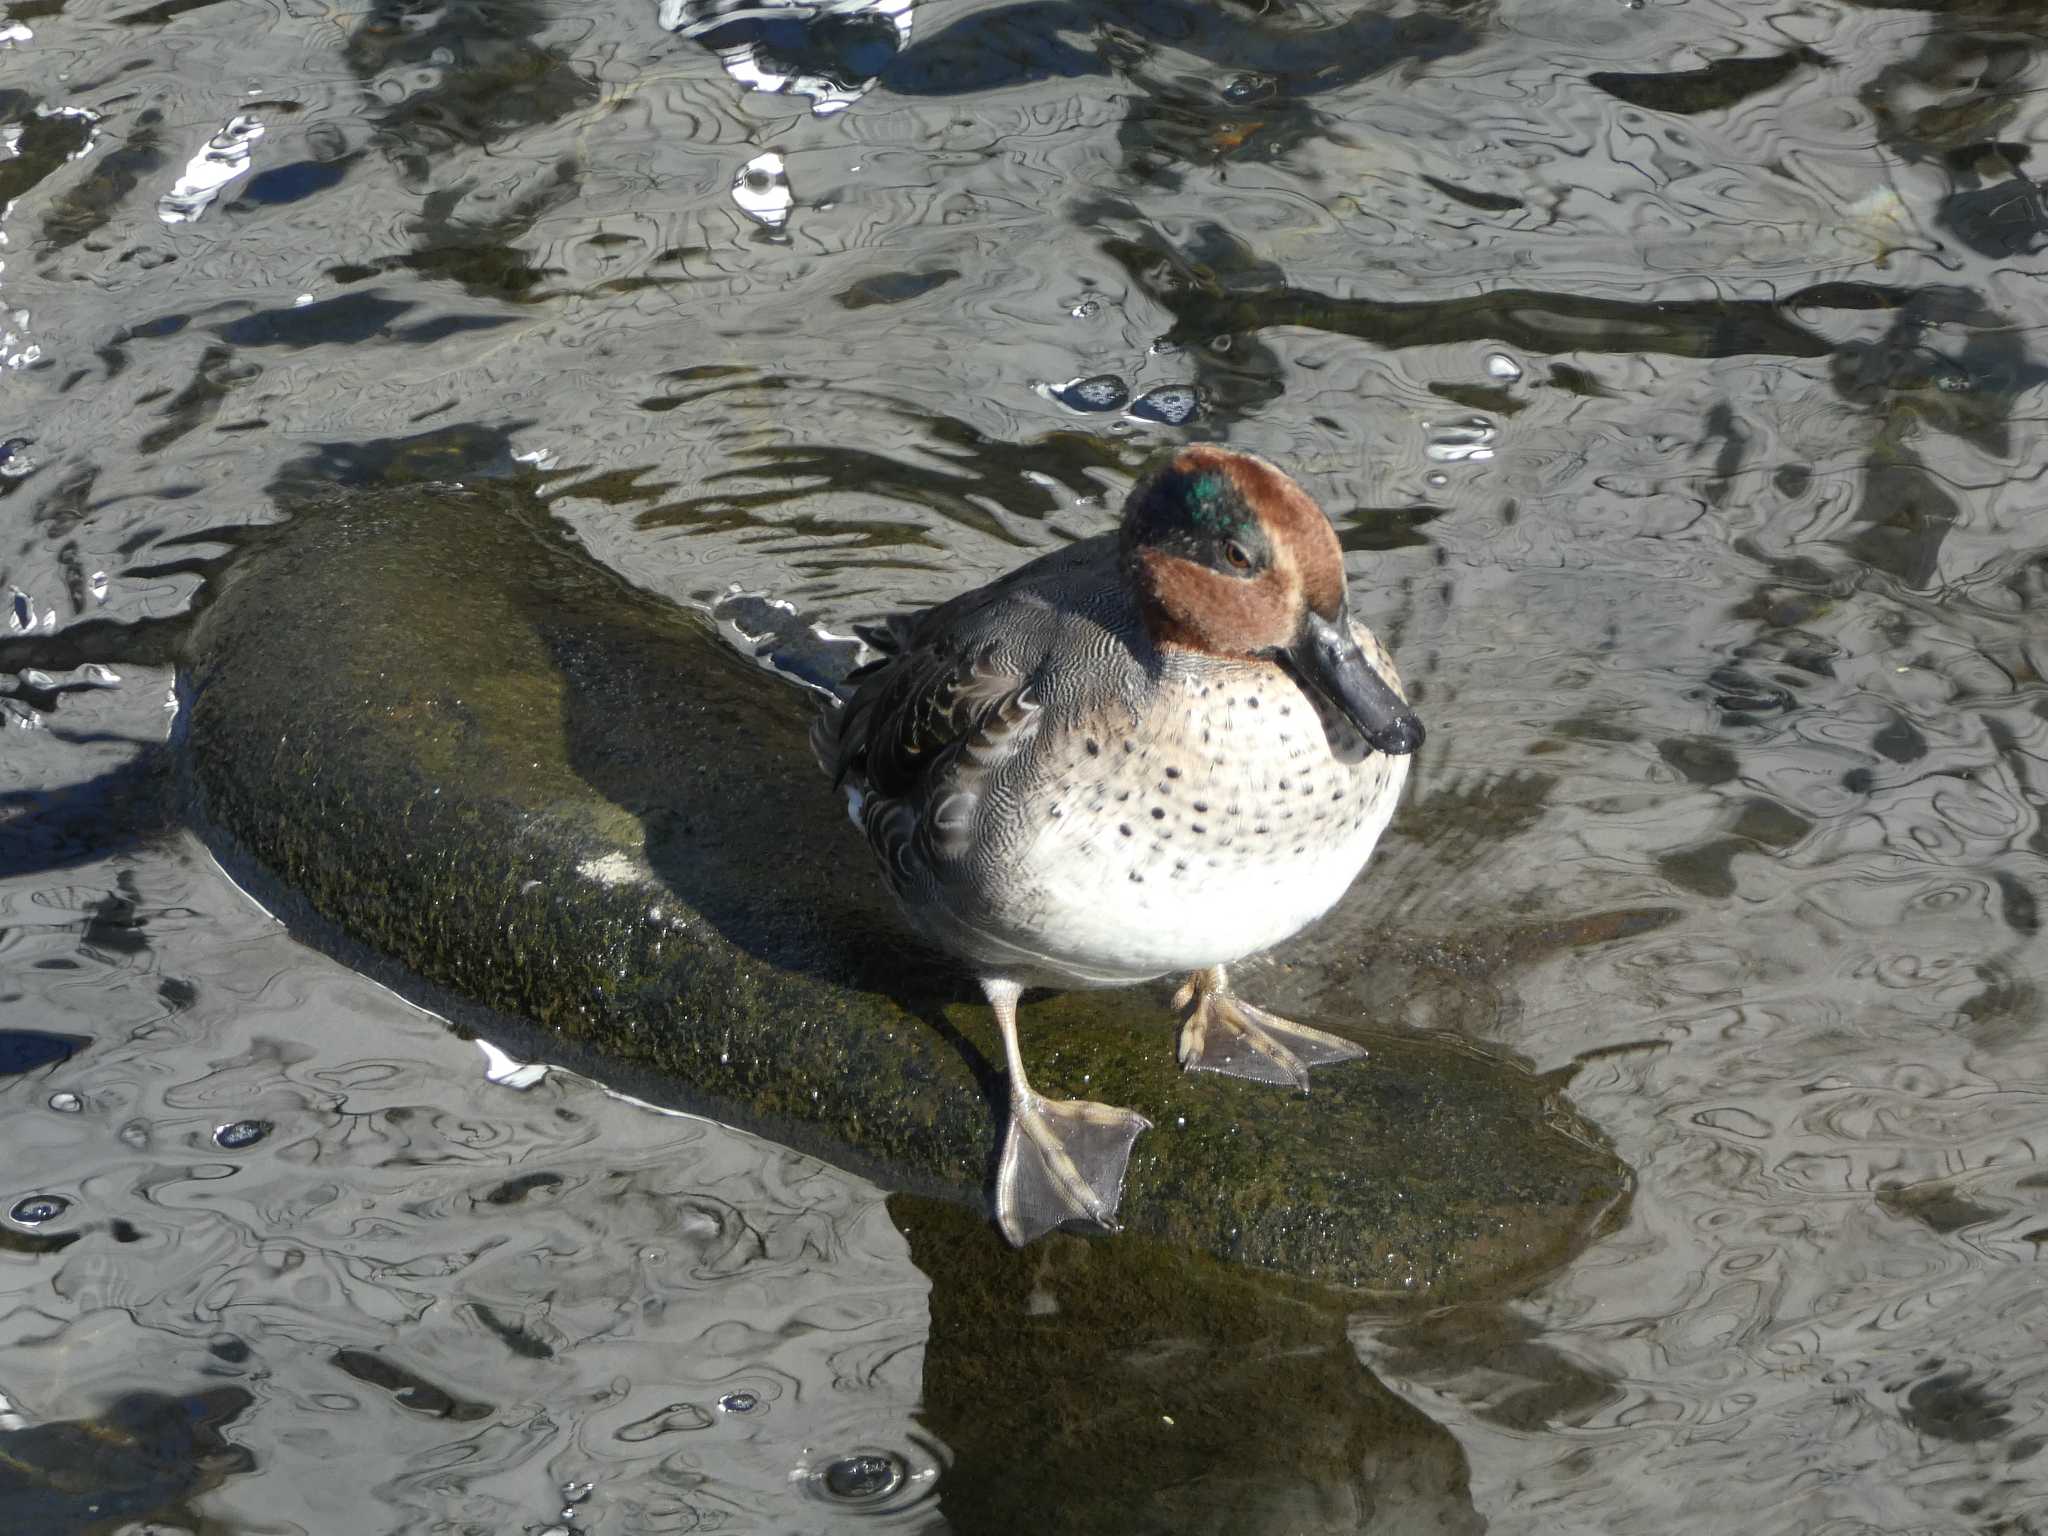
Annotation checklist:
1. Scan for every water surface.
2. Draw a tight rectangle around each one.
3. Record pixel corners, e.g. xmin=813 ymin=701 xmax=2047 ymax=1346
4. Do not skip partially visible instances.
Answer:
xmin=4 ymin=0 xmax=2048 ymax=1528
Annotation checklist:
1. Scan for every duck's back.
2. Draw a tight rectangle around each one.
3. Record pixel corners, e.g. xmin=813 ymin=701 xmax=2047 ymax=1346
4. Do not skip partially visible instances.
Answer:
xmin=816 ymin=533 xmax=1150 ymax=903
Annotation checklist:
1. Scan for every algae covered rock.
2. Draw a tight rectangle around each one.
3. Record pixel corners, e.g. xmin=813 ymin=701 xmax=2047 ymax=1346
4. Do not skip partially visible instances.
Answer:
xmin=183 ymin=477 xmax=1627 ymax=1293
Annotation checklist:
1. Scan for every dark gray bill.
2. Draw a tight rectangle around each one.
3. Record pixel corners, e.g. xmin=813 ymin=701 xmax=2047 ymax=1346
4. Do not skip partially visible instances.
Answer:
xmin=1282 ymin=609 xmax=1424 ymax=756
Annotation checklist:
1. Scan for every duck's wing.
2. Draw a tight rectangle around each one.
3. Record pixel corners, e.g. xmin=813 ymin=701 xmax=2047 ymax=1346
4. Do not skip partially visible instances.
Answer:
xmin=814 ymin=535 xmax=1119 ymax=895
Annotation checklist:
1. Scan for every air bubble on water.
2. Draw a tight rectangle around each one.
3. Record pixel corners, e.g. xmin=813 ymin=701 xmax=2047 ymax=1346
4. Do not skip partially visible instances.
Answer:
xmin=718 ymin=1390 xmax=760 ymax=1414
xmin=732 ymin=151 xmax=793 ymax=228
xmin=1039 ymin=374 xmax=1129 ymax=413
xmin=1070 ymin=298 xmax=1100 ymax=319
xmin=214 ymin=1119 xmax=272 ymax=1150
xmin=49 ymin=1092 xmax=82 ymax=1112
xmin=818 ymin=1452 xmax=906 ymax=1502
xmin=1425 ymin=471 xmax=1449 ymax=489
xmin=8 ymin=588 xmax=29 ymax=632
xmin=1125 ymin=385 xmax=1201 ymax=426
xmin=89 ymin=571 xmax=108 ymax=602
xmin=1423 ymin=417 xmax=1498 ymax=464
xmin=1485 ymin=352 xmax=1522 ymax=382
xmin=10 ymin=1195 xmax=69 ymax=1226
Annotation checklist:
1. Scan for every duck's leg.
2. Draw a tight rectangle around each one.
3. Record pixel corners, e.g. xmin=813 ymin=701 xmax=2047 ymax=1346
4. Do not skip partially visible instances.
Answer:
xmin=984 ymin=979 xmax=1151 ymax=1246
xmin=1174 ymin=965 xmax=1365 ymax=1092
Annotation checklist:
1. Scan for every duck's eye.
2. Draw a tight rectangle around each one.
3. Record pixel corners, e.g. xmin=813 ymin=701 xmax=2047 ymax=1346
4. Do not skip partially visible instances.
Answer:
xmin=1222 ymin=540 xmax=1253 ymax=572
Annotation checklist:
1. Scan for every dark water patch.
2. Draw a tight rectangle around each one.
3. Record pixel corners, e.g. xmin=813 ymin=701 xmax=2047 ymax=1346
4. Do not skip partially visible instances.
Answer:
xmin=1876 ymin=1180 xmax=2003 ymax=1235
xmin=81 ymin=881 xmax=151 ymax=957
xmin=470 ymin=1302 xmax=556 ymax=1360
xmin=329 ymin=1348 xmax=494 ymax=1422
xmin=838 ymin=268 xmax=959 ymax=309
xmin=1657 ymin=797 xmax=1814 ymax=901
xmin=113 ymin=0 xmax=235 ymax=23
xmin=0 ymin=1031 xmax=88 ymax=1076
xmin=1898 ymin=1364 xmax=2015 ymax=1444
xmin=214 ymin=293 xmax=406 ymax=349
xmin=636 ymin=419 xmax=1135 ymax=547
xmin=1843 ymin=454 xmax=1965 ymax=592
xmin=1336 ymin=502 xmax=1444 ymax=555
xmin=0 ymin=1387 xmax=254 ymax=1531
xmin=235 ymin=156 xmax=349 ymax=206
xmin=0 ymin=96 xmax=96 ymax=209
xmin=1863 ymin=25 xmax=2042 ymax=157
xmin=38 ymin=108 xmax=167 ymax=255
xmin=344 ymin=0 xmax=599 ymax=156
xmin=1368 ymin=1309 xmax=1623 ymax=1434
xmin=1589 ymin=49 xmax=1828 ymax=116
xmin=1421 ymin=175 xmax=1524 ymax=213
xmin=479 ymin=1169 xmax=563 ymax=1205
xmin=1658 ymin=736 xmax=1739 ymax=787
xmin=1095 ymin=217 xmax=1903 ymax=367
xmin=882 ymin=0 xmax=1471 ymax=108
xmin=0 ymin=756 xmax=181 ymax=879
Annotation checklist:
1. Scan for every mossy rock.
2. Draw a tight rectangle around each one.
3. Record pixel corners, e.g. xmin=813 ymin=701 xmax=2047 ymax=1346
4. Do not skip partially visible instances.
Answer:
xmin=183 ymin=478 xmax=1628 ymax=1295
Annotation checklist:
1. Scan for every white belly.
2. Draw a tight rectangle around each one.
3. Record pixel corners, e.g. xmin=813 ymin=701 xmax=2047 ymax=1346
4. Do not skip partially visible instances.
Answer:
xmin=961 ymin=666 xmax=1409 ymax=987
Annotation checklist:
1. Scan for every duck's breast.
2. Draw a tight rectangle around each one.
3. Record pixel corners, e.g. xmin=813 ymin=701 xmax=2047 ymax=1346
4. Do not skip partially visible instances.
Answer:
xmin=967 ymin=656 xmax=1408 ymax=986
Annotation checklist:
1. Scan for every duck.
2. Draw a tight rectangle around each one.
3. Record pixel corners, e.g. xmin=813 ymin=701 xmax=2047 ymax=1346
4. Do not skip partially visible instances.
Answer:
xmin=814 ymin=445 xmax=1423 ymax=1245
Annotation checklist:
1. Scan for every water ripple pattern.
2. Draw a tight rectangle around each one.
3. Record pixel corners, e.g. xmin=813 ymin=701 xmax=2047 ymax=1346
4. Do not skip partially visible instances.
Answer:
xmin=3 ymin=0 xmax=2048 ymax=1529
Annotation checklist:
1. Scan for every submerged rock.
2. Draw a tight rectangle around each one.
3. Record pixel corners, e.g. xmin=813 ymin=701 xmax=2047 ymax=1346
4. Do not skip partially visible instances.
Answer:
xmin=897 ymin=1192 xmax=1484 ymax=1533
xmin=183 ymin=479 xmax=1627 ymax=1294
xmin=0 ymin=1386 xmax=253 ymax=1532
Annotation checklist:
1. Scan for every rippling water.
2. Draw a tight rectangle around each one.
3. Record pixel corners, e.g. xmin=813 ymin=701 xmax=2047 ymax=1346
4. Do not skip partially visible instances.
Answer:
xmin=6 ymin=0 xmax=2048 ymax=1529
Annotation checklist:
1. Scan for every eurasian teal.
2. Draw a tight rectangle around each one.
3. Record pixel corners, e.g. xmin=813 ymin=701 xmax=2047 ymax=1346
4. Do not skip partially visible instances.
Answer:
xmin=815 ymin=445 xmax=1422 ymax=1244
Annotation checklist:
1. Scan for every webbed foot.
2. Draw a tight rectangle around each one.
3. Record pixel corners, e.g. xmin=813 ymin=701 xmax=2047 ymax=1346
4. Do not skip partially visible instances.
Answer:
xmin=1174 ymin=967 xmax=1365 ymax=1091
xmin=995 ymin=1091 xmax=1151 ymax=1246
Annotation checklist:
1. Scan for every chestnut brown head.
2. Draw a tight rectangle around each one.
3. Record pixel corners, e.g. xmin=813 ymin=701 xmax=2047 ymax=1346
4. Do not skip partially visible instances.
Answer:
xmin=1120 ymin=446 xmax=1423 ymax=756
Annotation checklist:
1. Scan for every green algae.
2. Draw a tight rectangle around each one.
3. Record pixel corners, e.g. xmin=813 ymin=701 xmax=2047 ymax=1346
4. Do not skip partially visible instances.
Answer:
xmin=184 ymin=478 xmax=1628 ymax=1294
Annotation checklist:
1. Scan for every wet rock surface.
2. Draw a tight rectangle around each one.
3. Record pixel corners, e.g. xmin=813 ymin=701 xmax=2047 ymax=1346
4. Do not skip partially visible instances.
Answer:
xmin=184 ymin=477 xmax=1627 ymax=1295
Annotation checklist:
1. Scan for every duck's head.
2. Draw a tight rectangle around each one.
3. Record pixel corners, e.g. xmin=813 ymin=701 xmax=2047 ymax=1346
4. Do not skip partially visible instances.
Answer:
xmin=1119 ymin=446 xmax=1423 ymax=757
